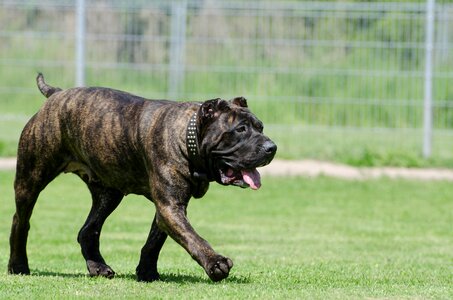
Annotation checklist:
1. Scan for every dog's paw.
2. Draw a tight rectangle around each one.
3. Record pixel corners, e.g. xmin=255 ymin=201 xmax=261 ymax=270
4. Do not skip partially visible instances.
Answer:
xmin=8 ymin=262 xmax=30 ymax=275
xmin=86 ymin=260 xmax=115 ymax=279
xmin=136 ymin=267 xmax=160 ymax=282
xmin=206 ymin=255 xmax=233 ymax=282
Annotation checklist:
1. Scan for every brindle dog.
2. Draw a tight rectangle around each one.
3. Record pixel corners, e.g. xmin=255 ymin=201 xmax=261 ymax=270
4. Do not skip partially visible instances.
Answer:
xmin=8 ymin=74 xmax=277 ymax=282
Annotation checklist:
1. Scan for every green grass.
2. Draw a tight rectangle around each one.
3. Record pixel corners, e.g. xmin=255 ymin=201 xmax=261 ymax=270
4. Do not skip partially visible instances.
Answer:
xmin=267 ymin=125 xmax=453 ymax=168
xmin=0 ymin=171 xmax=452 ymax=299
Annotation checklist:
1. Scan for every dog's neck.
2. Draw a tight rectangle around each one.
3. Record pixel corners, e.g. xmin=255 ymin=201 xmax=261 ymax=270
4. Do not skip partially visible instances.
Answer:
xmin=186 ymin=111 xmax=212 ymax=182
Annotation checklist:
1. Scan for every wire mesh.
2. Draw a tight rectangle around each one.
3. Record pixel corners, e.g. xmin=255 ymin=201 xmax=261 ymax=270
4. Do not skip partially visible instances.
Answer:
xmin=0 ymin=0 xmax=452 ymax=163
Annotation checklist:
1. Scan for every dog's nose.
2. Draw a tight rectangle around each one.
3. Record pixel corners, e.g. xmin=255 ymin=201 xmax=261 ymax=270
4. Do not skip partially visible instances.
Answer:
xmin=263 ymin=141 xmax=277 ymax=155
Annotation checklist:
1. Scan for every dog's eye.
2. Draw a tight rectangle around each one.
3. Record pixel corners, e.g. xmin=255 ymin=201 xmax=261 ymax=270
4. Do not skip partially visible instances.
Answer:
xmin=256 ymin=124 xmax=263 ymax=133
xmin=236 ymin=125 xmax=247 ymax=133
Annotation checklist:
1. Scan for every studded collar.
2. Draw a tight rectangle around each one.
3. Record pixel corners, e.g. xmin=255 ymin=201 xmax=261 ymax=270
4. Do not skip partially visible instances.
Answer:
xmin=186 ymin=111 xmax=211 ymax=181
xmin=186 ymin=112 xmax=198 ymax=158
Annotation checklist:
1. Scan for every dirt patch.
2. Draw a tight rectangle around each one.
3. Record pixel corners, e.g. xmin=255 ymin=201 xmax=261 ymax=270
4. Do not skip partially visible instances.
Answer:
xmin=259 ymin=159 xmax=453 ymax=181
xmin=2 ymin=157 xmax=453 ymax=181
xmin=0 ymin=158 xmax=16 ymax=171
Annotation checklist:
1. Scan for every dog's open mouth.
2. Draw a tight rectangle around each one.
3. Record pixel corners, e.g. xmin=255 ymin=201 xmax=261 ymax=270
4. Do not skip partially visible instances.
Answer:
xmin=219 ymin=168 xmax=261 ymax=190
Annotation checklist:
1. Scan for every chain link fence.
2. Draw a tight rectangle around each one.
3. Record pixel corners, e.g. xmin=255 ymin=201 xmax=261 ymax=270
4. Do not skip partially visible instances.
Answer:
xmin=1 ymin=0 xmax=452 ymax=165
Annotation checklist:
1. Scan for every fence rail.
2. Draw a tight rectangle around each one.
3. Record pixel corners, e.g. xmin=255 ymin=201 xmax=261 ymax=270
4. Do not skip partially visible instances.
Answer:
xmin=0 ymin=0 xmax=452 ymax=164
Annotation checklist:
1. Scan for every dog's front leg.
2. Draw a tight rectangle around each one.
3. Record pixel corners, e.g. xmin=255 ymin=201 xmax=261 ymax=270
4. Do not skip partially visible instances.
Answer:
xmin=155 ymin=201 xmax=233 ymax=282
xmin=136 ymin=214 xmax=168 ymax=282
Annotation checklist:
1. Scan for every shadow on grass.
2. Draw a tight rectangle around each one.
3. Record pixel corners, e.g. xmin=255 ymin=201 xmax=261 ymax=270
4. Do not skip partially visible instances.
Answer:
xmin=158 ymin=273 xmax=251 ymax=284
xmin=30 ymin=270 xmax=89 ymax=279
xmin=30 ymin=270 xmax=251 ymax=284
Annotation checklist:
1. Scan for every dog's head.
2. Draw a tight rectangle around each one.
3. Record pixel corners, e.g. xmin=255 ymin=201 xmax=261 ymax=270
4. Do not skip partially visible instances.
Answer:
xmin=196 ymin=97 xmax=277 ymax=190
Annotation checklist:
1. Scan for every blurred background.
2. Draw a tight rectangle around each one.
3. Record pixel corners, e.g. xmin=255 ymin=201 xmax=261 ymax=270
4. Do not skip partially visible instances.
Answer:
xmin=0 ymin=0 xmax=452 ymax=167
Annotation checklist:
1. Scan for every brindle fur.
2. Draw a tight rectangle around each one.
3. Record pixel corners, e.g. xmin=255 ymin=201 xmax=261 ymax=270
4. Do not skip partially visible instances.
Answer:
xmin=8 ymin=74 xmax=276 ymax=282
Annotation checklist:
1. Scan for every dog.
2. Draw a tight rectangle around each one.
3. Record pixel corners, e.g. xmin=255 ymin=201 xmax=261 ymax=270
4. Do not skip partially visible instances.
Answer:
xmin=8 ymin=74 xmax=277 ymax=282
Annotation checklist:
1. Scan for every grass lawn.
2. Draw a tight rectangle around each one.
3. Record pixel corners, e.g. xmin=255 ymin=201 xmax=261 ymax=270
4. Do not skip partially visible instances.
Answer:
xmin=0 ymin=171 xmax=452 ymax=299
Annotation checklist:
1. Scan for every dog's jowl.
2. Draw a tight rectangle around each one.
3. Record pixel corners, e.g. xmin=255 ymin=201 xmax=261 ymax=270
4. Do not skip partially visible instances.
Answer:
xmin=8 ymin=74 xmax=277 ymax=282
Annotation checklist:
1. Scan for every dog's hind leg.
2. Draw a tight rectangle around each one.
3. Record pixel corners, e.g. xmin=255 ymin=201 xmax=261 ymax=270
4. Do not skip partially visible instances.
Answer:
xmin=78 ymin=182 xmax=123 ymax=278
xmin=8 ymin=153 xmax=62 ymax=275
xmin=136 ymin=213 xmax=168 ymax=282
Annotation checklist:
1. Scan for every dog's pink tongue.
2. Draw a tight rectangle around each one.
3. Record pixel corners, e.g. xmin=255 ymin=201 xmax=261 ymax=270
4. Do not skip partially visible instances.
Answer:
xmin=241 ymin=169 xmax=261 ymax=190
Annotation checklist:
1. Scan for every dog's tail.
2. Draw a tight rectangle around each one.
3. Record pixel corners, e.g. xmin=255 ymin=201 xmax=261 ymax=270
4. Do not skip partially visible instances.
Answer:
xmin=36 ymin=73 xmax=62 ymax=98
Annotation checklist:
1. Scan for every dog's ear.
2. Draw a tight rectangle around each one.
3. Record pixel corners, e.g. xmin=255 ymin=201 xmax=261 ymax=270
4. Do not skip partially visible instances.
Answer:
xmin=200 ymin=98 xmax=230 ymax=120
xmin=231 ymin=97 xmax=248 ymax=108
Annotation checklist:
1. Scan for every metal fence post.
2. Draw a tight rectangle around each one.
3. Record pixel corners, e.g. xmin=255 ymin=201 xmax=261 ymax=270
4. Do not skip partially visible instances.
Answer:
xmin=75 ymin=0 xmax=86 ymax=87
xmin=423 ymin=0 xmax=435 ymax=158
xmin=168 ymin=0 xmax=187 ymax=99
